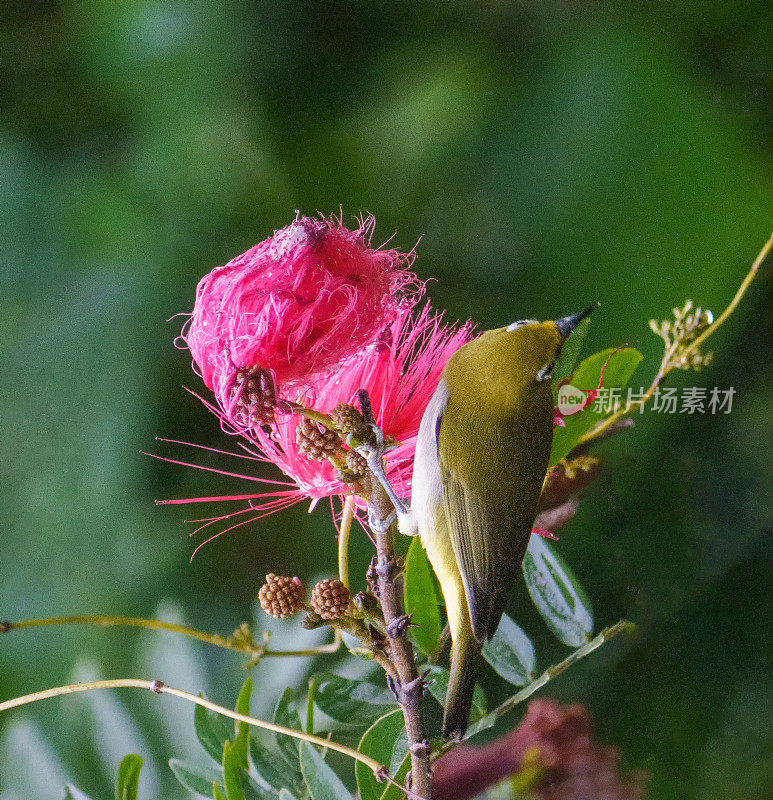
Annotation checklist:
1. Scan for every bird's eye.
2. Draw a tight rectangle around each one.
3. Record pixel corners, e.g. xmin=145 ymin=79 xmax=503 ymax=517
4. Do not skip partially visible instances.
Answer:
xmin=506 ymin=319 xmax=537 ymax=332
xmin=536 ymin=361 xmax=554 ymax=382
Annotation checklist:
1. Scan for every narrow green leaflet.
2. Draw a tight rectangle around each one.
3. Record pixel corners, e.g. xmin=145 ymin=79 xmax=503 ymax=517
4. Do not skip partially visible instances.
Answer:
xmin=550 ymin=346 xmax=643 ymax=467
xmin=553 ymin=316 xmax=591 ymax=383
xmin=313 ymin=672 xmax=397 ymax=726
xmin=522 ymin=534 xmax=593 ymax=646
xmin=249 ymin=736 xmax=303 ymax=794
xmin=355 ymin=709 xmax=404 ymax=800
xmin=481 ymin=613 xmax=536 ymax=686
xmin=424 ymin=665 xmax=487 ymax=723
xmin=233 ymin=678 xmax=253 ymax=768
xmin=403 ymin=537 xmax=442 ymax=656
xmin=213 ymin=784 xmax=227 ymax=800
xmin=170 ymin=759 xmax=223 ymax=796
xmin=299 ymin=742 xmax=352 ymax=800
xmin=196 ymin=693 xmax=233 ymax=763
xmin=244 ymin=773 xmax=283 ymax=800
xmin=63 ymin=787 xmax=95 ymax=800
xmin=463 ymin=712 xmax=497 ymax=740
xmin=115 ymin=754 xmax=143 ymax=800
xmin=379 ymin=731 xmax=410 ymax=800
xmin=223 ymin=740 xmax=247 ymax=800
xmin=273 ymin=688 xmax=304 ymax=773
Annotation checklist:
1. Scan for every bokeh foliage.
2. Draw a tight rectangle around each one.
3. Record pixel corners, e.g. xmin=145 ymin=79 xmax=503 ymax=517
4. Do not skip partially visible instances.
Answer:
xmin=1 ymin=1 xmax=771 ymax=798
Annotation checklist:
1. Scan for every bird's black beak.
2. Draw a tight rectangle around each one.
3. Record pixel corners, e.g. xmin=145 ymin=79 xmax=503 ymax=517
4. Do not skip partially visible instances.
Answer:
xmin=554 ymin=304 xmax=599 ymax=339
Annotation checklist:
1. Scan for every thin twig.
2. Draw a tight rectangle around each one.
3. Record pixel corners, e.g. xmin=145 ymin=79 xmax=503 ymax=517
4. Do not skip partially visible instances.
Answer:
xmin=0 ymin=678 xmax=387 ymax=777
xmin=359 ymin=389 xmax=432 ymax=799
xmin=493 ymin=621 xmax=634 ymax=720
xmin=577 ymin=233 xmax=772 ymax=446
xmin=0 ymin=616 xmax=340 ymax=660
xmin=339 ymin=495 xmax=355 ymax=589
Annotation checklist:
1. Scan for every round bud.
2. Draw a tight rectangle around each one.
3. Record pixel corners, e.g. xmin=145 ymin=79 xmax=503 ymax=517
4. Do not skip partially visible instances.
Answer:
xmin=296 ymin=418 xmax=341 ymax=461
xmin=310 ymin=578 xmax=352 ymax=620
xmin=331 ymin=403 xmax=370 ymax=440
xmin=258 ymin=574 xmax=305 ymax=619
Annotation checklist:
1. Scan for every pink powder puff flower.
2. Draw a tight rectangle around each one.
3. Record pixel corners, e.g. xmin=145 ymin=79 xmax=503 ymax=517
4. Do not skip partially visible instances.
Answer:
xmin=182 ymin=214 xmax=420 ymax=413
xmin=157 ymin=303 xmax=475 ymax=553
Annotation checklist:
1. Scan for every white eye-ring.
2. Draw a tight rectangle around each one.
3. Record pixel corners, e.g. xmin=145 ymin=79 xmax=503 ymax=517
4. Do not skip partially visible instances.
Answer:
xmin=506 ymin=318 xmax=537 ymax=332
xmin=536 ymin=362 xmax=554 ymax=382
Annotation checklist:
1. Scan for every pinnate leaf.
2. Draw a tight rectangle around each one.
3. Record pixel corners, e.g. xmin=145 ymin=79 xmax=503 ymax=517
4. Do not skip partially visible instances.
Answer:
xmin=481 ymin=613 xmax=536 ymax=686
xmin=523 ymin=534 xmax=593 ymax=646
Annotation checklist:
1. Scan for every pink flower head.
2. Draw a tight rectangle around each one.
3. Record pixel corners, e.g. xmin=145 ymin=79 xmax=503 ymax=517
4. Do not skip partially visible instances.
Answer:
xmin=182 ymin=214 xmax=420 ymax=405
xmin=159 ymin=303 xmax=475 ymax=552
xmin=247 ymin=303 xmax=475 ymax=502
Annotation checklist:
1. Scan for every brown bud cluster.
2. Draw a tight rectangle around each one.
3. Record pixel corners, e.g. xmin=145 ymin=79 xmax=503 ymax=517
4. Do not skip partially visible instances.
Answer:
xmin=310 ymin=578 xmax=351 ymax=620
xmin=258 ymin=574 xmax=305 ymax=619
xmin=330 ymin=403 xmax=370 ymax=441
xmin=232 ymin=366 xmax=277 ymax=427
xmin=296 ymin=418 xmax=341 ymax=461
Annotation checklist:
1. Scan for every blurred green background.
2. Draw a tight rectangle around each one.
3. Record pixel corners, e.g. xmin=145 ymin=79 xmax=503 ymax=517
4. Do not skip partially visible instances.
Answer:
xmin=1 ymin=1 xmax=771 ymax=798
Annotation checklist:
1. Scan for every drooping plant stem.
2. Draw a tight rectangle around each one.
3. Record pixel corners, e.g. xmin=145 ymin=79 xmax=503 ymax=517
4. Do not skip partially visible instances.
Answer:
xmin=0 ymin=616 xmax=340 ymax=660
xmin=492 ymin=620 xmax=634 ymax=720
xmin=578 ymin=231 xmax=772 ymax=447
xmin=0 ymin=678 xmax=387 ymax=777
xmin=358 ymin=389 xmax=432 ymax=799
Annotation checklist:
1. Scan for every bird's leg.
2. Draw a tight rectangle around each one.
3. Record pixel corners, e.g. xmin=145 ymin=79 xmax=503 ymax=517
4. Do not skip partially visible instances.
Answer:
xmin=355 ymin=422 xmax=419 ymax=537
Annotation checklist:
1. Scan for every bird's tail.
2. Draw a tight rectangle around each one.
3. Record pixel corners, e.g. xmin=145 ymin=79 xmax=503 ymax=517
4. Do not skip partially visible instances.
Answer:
xmin=442 ymin=634 xmax=481 ymax=738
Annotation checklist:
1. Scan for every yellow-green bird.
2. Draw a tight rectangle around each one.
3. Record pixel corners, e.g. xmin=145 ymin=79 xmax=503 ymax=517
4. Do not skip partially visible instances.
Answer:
xmin=410 ymin=307 xmax=595 ymax=737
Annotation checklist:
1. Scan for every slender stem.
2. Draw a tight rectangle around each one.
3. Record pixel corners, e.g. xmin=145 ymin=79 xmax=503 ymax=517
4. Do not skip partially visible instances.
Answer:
xmin=1 ymin=616 xmax=339 ymax=660
xmin=338 ymin=495 xmax=355 ymax=589
xmin=307 ymin=678 xmax=316 ymax=734
xmin=0 ymin=678 xmax=386 ymax=776
xmin=281 ymin=401 xmax=336 ymax=429
xmin=683 ymin=231 xmax=772 ymax=357
xmin=577 ymin=232 xmax=772 ymax=447
xmin=493 ymin=621 xmax=634 ymax=720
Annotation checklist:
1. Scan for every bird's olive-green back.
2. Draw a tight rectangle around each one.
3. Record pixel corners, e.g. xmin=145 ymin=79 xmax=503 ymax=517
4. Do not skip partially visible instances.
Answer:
xmin=437 ymin=321 xmax=563 ymax=640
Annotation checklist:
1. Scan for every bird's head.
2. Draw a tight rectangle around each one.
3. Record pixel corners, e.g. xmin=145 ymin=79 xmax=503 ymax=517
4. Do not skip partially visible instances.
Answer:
xmin=444 ymin=305 xmax=597 ymax=401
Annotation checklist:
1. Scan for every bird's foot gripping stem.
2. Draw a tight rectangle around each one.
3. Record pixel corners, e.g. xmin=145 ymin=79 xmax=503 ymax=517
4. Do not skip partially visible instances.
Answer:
xmin=354 ymin=390 xmax=418 ymax=536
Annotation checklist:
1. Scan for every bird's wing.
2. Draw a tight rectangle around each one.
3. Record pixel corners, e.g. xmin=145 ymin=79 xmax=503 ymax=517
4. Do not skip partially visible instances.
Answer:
xmin=439 ymin=468 xmax=527 ymax=642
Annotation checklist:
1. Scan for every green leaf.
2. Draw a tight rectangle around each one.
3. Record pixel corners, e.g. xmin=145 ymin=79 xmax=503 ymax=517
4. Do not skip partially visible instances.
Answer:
xmin=213 ymin=784 xmax=228 ymax=800
xmin=63 ymin=787 xmax=96 ymax=800
xmin=553 ymin=316 xmax=591 ymax=383
xmin=481 ymin=613 xmax=536 ymax=686
xmin=522 ymin=534 xmax=594 ymax=646
xmin=278 ymin=791 xmax=299 ymax=800
xmin=355 ymin=709 xmax=404 ymax=800
xmin=223 ymin=740 xmax=247 ymax=800
xmin=299 ymin=742 xmax=352 ymax=800
xmin=403 ymin=537 xmax=443 ymax=656
xmin=249 ymin=737 xmax=303 ymax=794
xmin=424 ymin=665 xmax=487 ymax=723
xmin=463 ymin=712 xmax=497 ymax=740
xmin=549 ymin=346 xmax=643 ymax=467
xmin=273 ymin=688 xmax=303 ymax=773
xmin=115 ymin=754 xmax=143 ymax=800
xmin=243 ymin=774 xmax=278 ymax=800
xmin=379 ymin=732 xmax=410 ymax=800
xmin=313 ymin=672 xmax=397 ymax=727
xmin=169 ymin=759 xmax=223 ymax=796
xmin=196 ymin=693 xmax=233 ymax=763
xmin=233 ymin=678 xmax=253 ymax=769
